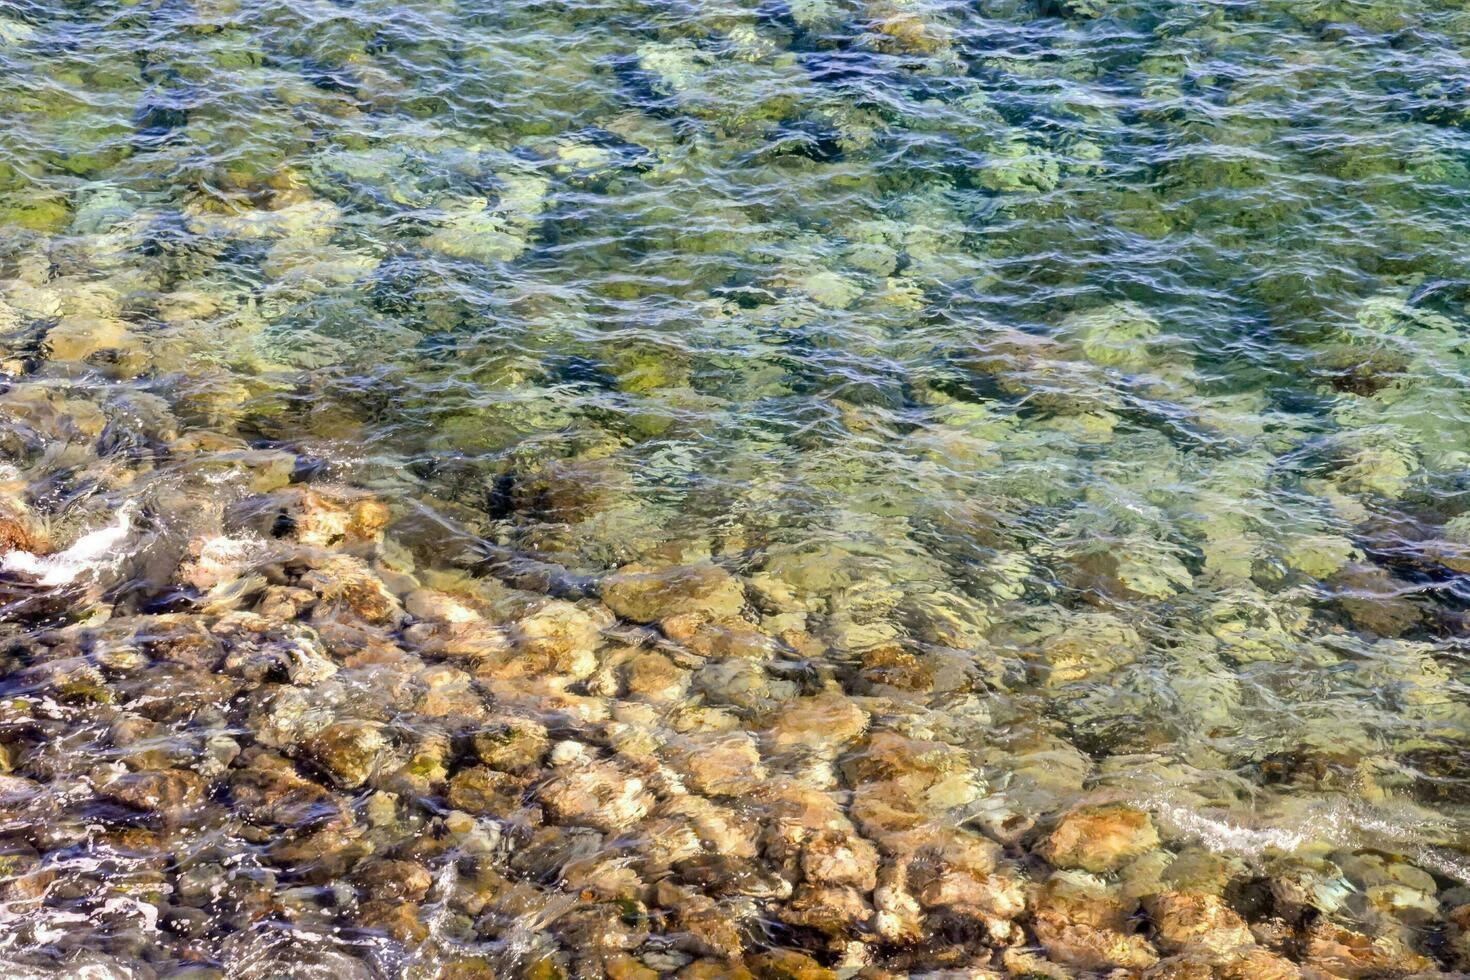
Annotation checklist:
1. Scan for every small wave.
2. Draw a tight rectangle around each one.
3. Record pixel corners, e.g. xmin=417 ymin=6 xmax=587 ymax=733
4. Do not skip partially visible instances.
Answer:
xmin=1142 ymin=792 xmax=1470 ymax=880
xmin=0 ymin=505 xmax=135 ymax=587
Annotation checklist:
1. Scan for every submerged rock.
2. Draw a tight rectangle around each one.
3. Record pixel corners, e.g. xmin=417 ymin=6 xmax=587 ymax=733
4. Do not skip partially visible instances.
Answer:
xmin=601 ymin=563 xmax=747 ymax=625
xmin=1039 ymin=804 xmax=1161 ymax=873
xmin=301 ymin=721 xmax=390 ymax=789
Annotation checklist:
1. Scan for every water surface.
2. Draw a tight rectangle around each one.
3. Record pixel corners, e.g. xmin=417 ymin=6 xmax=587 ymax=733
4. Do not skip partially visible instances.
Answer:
xmin=0 ymin=0 xmax=1468 ymax=976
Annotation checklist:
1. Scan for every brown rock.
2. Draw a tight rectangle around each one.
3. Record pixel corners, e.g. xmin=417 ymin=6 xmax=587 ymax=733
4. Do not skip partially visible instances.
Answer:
xmin=100 ymin=769 xmax=207 ymax=816
xmin=844 ymin=730 xmax=973 ymax=787
xmin=1001 ymin=947 xmax=1071 ymax=980
xmin=661 ymin=614 xmax=776 ymax=660
xmin=601 ymin=563 xmax=746 ymax=624
xmin=437 ymin=956 xmax=499 ymax=980
xmin=46 ymin=314 xmax=135 ymax=363
xmin=663 ymin=887 xmax=746 ymax=960
xmin=765 ymin=693 xmax=869 ymax=753
xmin=1303 ymin=919 xmax=1433 ymax=978
xmin=512 ymin=600 xmax=603 ymax=678
xmin=856 ymin=644 xmax=936 ymax=692
xmin=776 ymin=884 xmax=871 ymax=938
xmin=800 ymin=829 xmax=879 ymax=891
xmin=302 ymin=556 xmax=404 ymax=626
xmin=471 ymin=717 xmax=549 ymax=773
xmin=350 ymin=858 xmax=433 ymax=902
xmin=748 ymin=949 xmax=836 ymax=980
xmin=1144 ymin=891 xmax=1253 ymax=955
xmin=301 ymin=721 xmax=390 ymax=789
xmin=1033 ymin=920 xmax=1159 ymax=972
xmin=603 ymin=953 xmax=658 ymax=980
xmin=1450 ymin=903 xmax=1470 ymax=971
xmin=240 ymin=486 xmax=387 ymax=550
xmin=447 ymin=766 xmax=529 ymax=816
xmin=1330 ymin=564 xmax=1423 ymax=637
xmin=624 ymin=650 xmax=691 ymax=702
xmin=1039 ymin=804 xmax=1160 ymax=873
xmin=538 ymin=759 xmax=653 ymax=832
xmin=870 ymin=9 xmax=948 ymax=55
xmin=666 ymin=733 xmax=766 ymax=797
xmin=0 ymin=509 xmax=42 ymax=556
xmin=680 ymin=961 xmax=754 ymax=980
xmin=358 ymin=899 xmax=428 ymax=943
xmin=1218 ymin=948 xmax=1302 ymax=980
xmin=1032 ymin=871 xmax=1157 ymax=972
xmin=230 ymin=756 xmax=342 ymax=828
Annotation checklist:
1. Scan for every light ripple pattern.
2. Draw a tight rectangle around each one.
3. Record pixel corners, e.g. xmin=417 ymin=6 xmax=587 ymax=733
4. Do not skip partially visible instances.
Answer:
xmin=0 ymin=0 xmax=1466 ymax=975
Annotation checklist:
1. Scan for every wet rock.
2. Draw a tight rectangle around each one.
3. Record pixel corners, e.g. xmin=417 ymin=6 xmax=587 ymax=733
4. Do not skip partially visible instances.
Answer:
xmin=1143 ymin=891 xmax=1253 ymax=955
xmin=1032 ymin=871 xmax=1158 ymax=971
xmin=662 ymin=794 xmax=761 ymax=862
xmin=537 ymin=756 xmax=653 ymax=832
xmin=747 ymin=949 xmax=836 ymax=980
xmin=624 ymin=650 xmax=693 ymax=702
xmin=45 ymin=313 xmax=138 ymax=366
xmin=409 ymin=617 xmax=513 ymax=664
xmin=229 ymin=753 xmax=342 ymax=828
xmin=147 ymin=614 xmax=227 ymax=669
xmin=776 ymin=883 xmax=872 ymax=939
xmin=359 ymin=899 xmax=429 ymax=943
xmin=300 ymin=720 xmax=390 ymax=789
xmin=0 ymin=774 xmax=43 ymax=808
xmin=909 ymin=836 xmax=1023 ymax=938
xmin=255 ymin=585 xmax=318 ymax=620
xmin=1217 ymin=948 xmax=1303 ymax=979
xmin=414 ymin=664 xmax=485 ymax=721
xmin=657 ymin=882 xmax=747 ymax=960
xmin=601 ymin=563 xmax=746 ymax=624
xmin=350 ymin=857 xmax=433 ymax=902
xmin=846 ymin=734 xmax=986 ymax=852
xmin=510 ymin=599 xmax=604 ymax=678
xmin=799 ymin=829 xmax=879 ymax=892
xmin=1328 ymin=564 xmax=1423 ymax=637
xmin=661 ymin=615 xmax=777 ymax=661
xmin=1448 ymin=903 xmax=1470 ymax=971
xmin=1039 ymin=804 xmax=1160 ymax=873
xmin=664 ymin=733 xmax=765 ymax=797
xmin=602 ymin=952 xmax=658 ymax=980
xmin=271 ymin=823 xmax=374 ymax=880
xmin=680 ymin=961 xmax=754 ymax=980
xmin=99 ymin=768 xmax=207 ymax=818
xmin=447 ymin=766 xmax=529 ymax=815
xmin=867 ymin=8 xmax=948 ymax=56
xmin=764 ymin=692 xmax=869 ymax=754
xmin=405 ymin=588 xmax=482 ymax=625
xmin=302 ymin=556 xmax=405 ymax=626
xmin=435 ymin=956 xmax=500 ymax=979
xmin=237 ymin=486 xmax=390 ymax=550
xmin=471 ymin=716 xmax=549 ymax=773
xmin=178 ymin=533 xmax=269 ymax=593
xmin=1033 ymin=614 xmax=1143 ymax=687
xmin=0 ymin=499 xmax=44 ymax=557
xmin=697 ymin=659 xmax=781 ymax=710
xmin=1301 ymin=919 xmax=1433 ymax=978
xmin=1001 ymin=947 xmax=1071 ymax=979
xmin=872 ymin=860 xmax=924 ymax=944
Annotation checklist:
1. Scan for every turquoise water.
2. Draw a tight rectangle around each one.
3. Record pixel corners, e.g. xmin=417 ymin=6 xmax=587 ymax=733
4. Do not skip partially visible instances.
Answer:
xmin=0 ymin=0 xmax=1469 ymax=975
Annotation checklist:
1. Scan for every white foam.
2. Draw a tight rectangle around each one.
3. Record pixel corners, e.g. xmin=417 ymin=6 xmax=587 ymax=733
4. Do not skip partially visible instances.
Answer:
xmin=1141 ymin=791 xmax=1470 ymax=882
xmin=1 ymin=505 xmax=134 ymax=586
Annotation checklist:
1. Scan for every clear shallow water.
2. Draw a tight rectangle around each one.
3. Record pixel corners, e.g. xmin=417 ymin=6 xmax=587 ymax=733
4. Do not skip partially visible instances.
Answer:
xmin=0 ymin=0 xmax=1468 ymax=975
